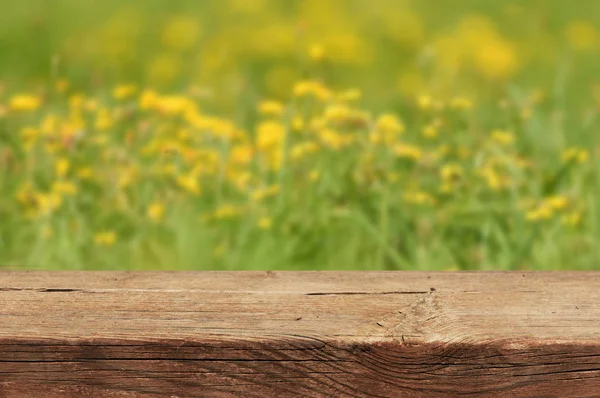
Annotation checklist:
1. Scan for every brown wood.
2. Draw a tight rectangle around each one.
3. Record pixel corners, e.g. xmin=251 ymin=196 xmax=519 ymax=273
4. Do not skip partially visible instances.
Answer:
xmin=1 ymin=271 xmax=599 ymax=397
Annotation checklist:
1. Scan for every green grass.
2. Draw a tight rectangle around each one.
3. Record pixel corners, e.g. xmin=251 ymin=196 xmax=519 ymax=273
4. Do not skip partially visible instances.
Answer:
xmin=0 ymin=0 xmax=599 ymax=270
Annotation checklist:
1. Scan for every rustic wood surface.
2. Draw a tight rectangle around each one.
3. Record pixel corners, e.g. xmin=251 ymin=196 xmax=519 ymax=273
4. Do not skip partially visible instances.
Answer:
xmin=1 ymin=271 xmax=599 ymax=397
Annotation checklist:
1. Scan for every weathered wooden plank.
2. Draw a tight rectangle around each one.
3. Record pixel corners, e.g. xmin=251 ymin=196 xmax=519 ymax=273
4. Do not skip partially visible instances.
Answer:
xmin=1 ymin=271 xmax=599 ymax=397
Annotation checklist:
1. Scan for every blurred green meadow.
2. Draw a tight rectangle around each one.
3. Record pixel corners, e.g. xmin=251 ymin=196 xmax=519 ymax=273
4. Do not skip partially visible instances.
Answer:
xmin=1 ymin=0 xmax=600 ymax=270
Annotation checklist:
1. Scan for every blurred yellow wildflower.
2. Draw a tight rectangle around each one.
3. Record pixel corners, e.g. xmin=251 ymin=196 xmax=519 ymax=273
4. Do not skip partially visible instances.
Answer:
xmin=95 ymin=108 xmax=114 ymax=130
xmin=258 ymin=100 xmax=284 ymax=116
xmin=176 ymin=174 xmax=201 ymax=195
xmin=77 ymin=167 xmax=94 ymax=180
xmin=139 ymin=89 xmax=159 ymax=110
xmin=324 ymin=104 xmax=352 ymax=122
xmin=337 ymin=89 xmax=361 ymax=102
xmin=291 ymin=116 xmax=305 ymax=131
xmin=113 ymin=84 xmax=137 ymax=100
xmin=213 ymin=204 xmax=242 ymax=220
xmin=309 ymin=44 xmax=326 ymax=62
xmin=258 ymin=216 xmax=272 ymax=230
xmin=290 ymin=141 xmax=319 ymax=160
xmin=319 ymin=128 xmax=354 ymax=150
xmin=230 ymin=145 xmax=253 ymax=166
xmin=545 ymin=196 xmax=569 ymax=211
xmin=526 ymin=205 xmax=553 ymax=222
xmin=403 ymin=191 xmax=436 ymax=206
xmin=9 ymin=94 xmax=41 ymax=111
xmin=256 ymin=121 xmax=285 ymax=151
xmin=376 ymin=114 xmax=404 ymax=135
xmin=55 ymin=157 xmax=71 ymax=178
xmin=393 ymin=143 xmax=423 ymax=161
xmin=40 ymin=192 xmax=62 ymax=212
xmin=147 ymin=202 xmax=165 ymax=223
xmin=417 ymin=94 xmax=433 ymax=110
xmin=251 ymin=185 xmax=280 ymax=202
xmin=450 ymin=97 xmax=473 ymax=111
xmin=94 ymin=231 xmax=117 ymax=246
xmin=472 ymin=37 xmax=518 ymax=80
xmin=478 ymin=167 xmax=510 ymax=191
xmin=422 ymin=125 xmax=438 ymax=139
xmin=293 ymin=80 xmax=332 ymax=101
xmin=561 ymin=148 xmax=589 ymax=164
xmin=490 ymin=130 xmax=515 ymax=146
xmin=52 ymin=181 xmax=78 ymax=196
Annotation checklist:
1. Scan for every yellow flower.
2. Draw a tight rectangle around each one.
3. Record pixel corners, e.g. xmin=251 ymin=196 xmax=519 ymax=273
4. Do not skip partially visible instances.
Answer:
xmin=403 ymin=191 xmax=436 ymax=206
xmin=422 ymin=125 xmax=438 ymax=139
xmin=478 ymin=167 xmax=510 ymax=191
xmin=176 ymin=174 xmax=201 ymax=195
xmin=256 ymin=121 xmax=285 ymax=152
xmin=337 ymin=89 xmax=361 ymax=102
xmin=84 ymin=99 xmax=99 ymax=112
xmin=213 ymin=204 xmax=242 ymax=220
xmin=376 ymin=113 xmax=404 ymax=135
xmin=20 ymin=127 xmax=39 ymax=151
xmin=545 ymin=196 xmax=569 ymax=211
xmin=561 ymin=148 xmax=589 ymax=164
xmin=472 ymin=37 xmax=518 ymax=80
xmin=290 ymin=141 xmax=319 ymax=161
xmin=9 ymin=94 xmax=41 ymax=111
xmin=440 ymin=164 xmax=463 ymax=181
xmin=77 ymin=167 xmax=94 ymax=180
xmin=490 ymin=130 xmax=515 ymax=146
xmin=324 ymin=104 xmax=352 ymax=122
xmin=309 ymin=44 xmax=325 ymax=62
xmin=450 ymin=97 xmax=473 ymax=110
xmin=118 ymin=167 xmax=138 ymax=189
xmin=95 ymin=108 xmax=114 ymax=130
xmin=52 ymin=181 xmax=78 ymax=196
xmin=258 ymin=100 xmax=284 ymax=116
xmin=293 ymin=80 xmax=332 ymax=101
xmin=393 ymin=143 xmax=423 ymax=161
xmin=251 ymin=185 xmax=280 ymax=202
xmin=155 ymin=95 xmax=195 ymax=116
xmin=526 ymin=205 xmax=553 ymax=222
xmin=147 ymin=202 xmax=165 ymax=223
xmin=258 ymin=217 xmax=272 ymax=230
xmin=94 ymin=231 xmax=117 ymax=246
xmin=55 ymin=157 xmax=70 ymax=178
xmin=291 ymin=116 xmax=305 ymax=131
xmin=319 ymin=128 xmax=354 ymax=150
xmin=417 ymin=94 xmax=433 ymax=110
xmin=230 ymin=145 xmax=253 ymax=166
xmin=37 ymin=193 xmax=63 ymax=216
xmin=113 ymin=84 xmax=137 ymax=100
xmin=139 ymin=89 xmax=159 ymax=110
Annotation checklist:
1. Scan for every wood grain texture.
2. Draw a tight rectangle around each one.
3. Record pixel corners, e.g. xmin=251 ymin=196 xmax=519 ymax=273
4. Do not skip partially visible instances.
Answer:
xmin=1 ymin=271 xmax=599 ymax=397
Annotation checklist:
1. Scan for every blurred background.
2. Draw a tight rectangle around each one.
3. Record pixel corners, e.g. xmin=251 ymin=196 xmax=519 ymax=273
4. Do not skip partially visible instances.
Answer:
xmin=1 ymin=0 xmax=599 ymax=270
